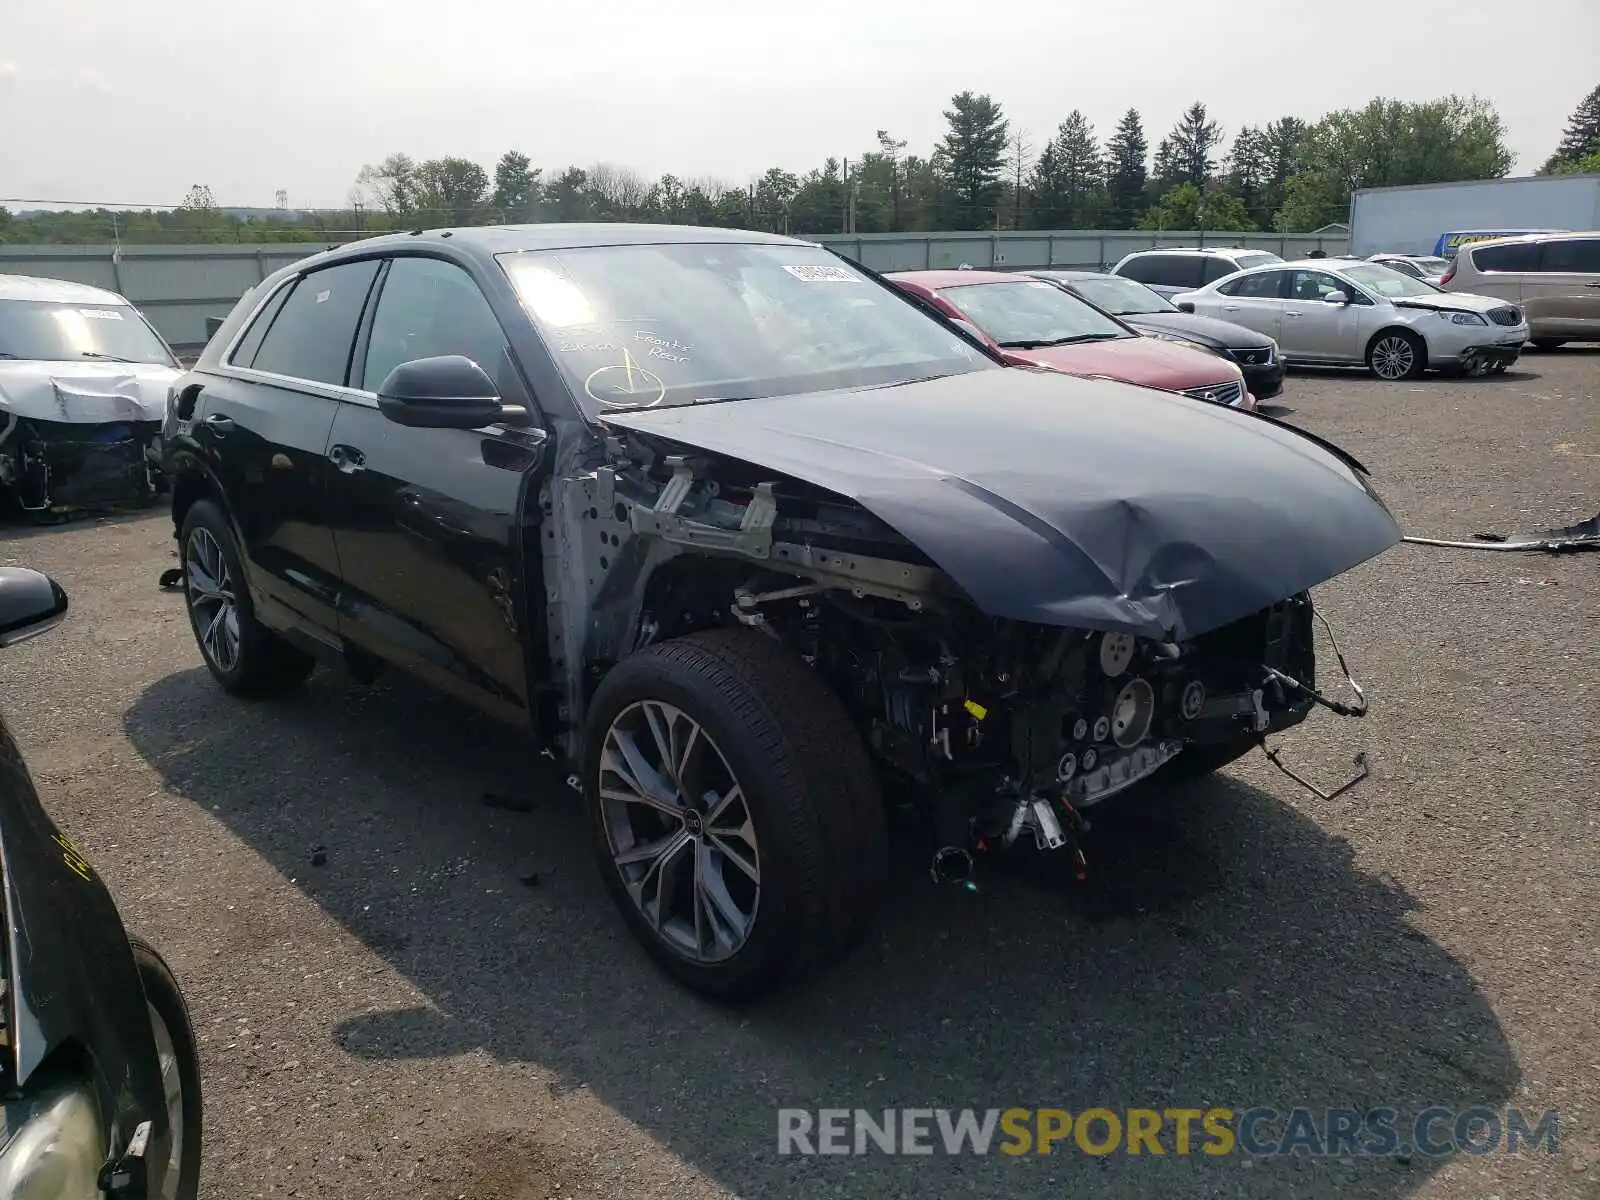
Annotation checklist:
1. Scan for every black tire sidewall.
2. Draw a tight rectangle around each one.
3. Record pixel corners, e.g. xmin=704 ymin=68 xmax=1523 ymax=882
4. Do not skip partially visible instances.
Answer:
xmin=582 ymin=645 xmax=838 ymax=1000
xmin=129 ymin=936 xmax=203 ymax=1200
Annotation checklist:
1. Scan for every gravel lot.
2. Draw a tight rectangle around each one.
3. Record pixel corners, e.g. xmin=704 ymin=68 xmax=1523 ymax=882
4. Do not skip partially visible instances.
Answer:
xmin=2 ymin=350 xmax=1596 ymax=1200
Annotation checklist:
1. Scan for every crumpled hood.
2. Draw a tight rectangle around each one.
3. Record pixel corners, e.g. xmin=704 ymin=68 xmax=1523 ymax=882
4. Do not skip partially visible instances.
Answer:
xmin=0 ymin=361 xmax=178 ymax=425
xmin=602 ymin=369 xmax=1401 ymax=640
xmin=1124 ymin=311 xmax=1274 ymax=349
xmin=1007 ymin=335 xmax=1240 ymax=391
xmin=1392 ymin=292 xmax=1509 ymax=315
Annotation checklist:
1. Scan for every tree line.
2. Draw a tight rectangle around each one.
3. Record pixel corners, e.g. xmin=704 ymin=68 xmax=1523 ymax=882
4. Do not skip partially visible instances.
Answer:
xmin=3 ymin=84 xmax=1595 ymax=246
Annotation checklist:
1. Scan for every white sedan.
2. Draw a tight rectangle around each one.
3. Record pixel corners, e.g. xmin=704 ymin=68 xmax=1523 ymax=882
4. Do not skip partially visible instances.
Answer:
xmin=1173 ymin=259 xmax=1530 ymax=380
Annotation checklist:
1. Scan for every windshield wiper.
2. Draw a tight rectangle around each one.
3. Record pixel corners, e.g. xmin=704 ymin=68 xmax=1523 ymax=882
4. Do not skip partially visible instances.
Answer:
xmin=80 ymin=351 xmax=144 ymax=364
xmin=1002 ymin=333 xmax=1122 ymax=348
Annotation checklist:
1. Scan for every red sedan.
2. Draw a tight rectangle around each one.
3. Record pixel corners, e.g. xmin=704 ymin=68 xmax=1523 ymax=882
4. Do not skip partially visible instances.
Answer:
xmin=887 ymin=269 xmax=1256 ymax=410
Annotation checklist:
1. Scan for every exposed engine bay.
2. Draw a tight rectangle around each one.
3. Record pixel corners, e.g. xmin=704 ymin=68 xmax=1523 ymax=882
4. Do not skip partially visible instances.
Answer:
xmin=548 ymin=426 xmax=1360 ymax=881
xmin=0 ymin=416 xmax=166 ymax=515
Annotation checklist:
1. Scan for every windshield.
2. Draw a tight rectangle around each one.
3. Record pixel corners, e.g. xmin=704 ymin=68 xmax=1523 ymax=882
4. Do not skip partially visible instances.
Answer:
xmin=0 ymin=300 xmax=177 ymax=366
xmin=1341 ymin=263 xmax=1443 ymax=298
xmin=497 ymin=243 xmax=990 ymax=416
xmin=936 ymin=280 xmax=1130 ymax=347
xmin=1066 ymin=276 xmax=1178 ymax=316
xmin=1413 ymin=257 xmax=1451 ymax=275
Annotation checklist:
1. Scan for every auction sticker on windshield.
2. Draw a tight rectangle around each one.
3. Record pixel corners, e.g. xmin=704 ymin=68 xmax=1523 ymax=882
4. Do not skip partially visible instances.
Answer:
xmin=782 ymin=264 xmax=861 ymax=283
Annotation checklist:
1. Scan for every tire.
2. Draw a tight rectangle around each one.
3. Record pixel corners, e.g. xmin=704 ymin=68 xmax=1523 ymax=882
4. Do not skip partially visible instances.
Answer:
xmin=130 ymin=936 xmax=202 ymax=1200
xmin=1365 ymin=329 xmax=1426 ymax=380
xmin=583 ymin=629 xmax=887 ymax=1001
xmin=179 ymin=498 xmax=314 ymax=697
xmin=1531 ymin=338 xmax=1566 ymax=351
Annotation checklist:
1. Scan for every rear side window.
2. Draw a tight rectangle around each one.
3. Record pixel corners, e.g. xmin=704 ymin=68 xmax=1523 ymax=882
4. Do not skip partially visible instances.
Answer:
xmin=1120 ymin=253 xmax=1203 ymax=288
xmin=1540 ymin=238 xmax=1600 ymax=273
xmin=227 ymin=282 xmax=293 ymax=368
xmin=249 ymin=259 xmax=381 ymax=386
xmin=1218 ymin=270 xmax=1285 ymax=299
xmin=1469 ymin=242 xmax=1539 ymax=273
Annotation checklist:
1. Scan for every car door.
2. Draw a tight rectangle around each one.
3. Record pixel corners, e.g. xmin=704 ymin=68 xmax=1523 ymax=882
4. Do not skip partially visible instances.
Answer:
xmin=324 ymin=253 xmax=549 ymax=724
xmin=195 ymin=258 xmax=380 ymax=643
xmin=1281 ymin=269 xmax=1367 ymax=363
xmin=1211 ymin=269 xmax=1289 ymax=345
xmin=1522 ymin=238 xmax=1600 ymax=339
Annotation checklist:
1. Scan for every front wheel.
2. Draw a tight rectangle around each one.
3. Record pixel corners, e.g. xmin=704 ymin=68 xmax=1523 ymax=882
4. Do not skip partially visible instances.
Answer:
xmin=1366 ymin=330 xmax=1426 ymax=380
xmin=583 ymin=630 xmax=887 ymax=1001
xmin=130 ymin=937 xmax=202 ymax=1200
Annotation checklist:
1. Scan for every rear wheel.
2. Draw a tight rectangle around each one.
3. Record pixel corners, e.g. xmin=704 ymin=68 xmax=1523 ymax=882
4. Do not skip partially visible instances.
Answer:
xmin=1366 ymin=330 xmax=1426 ymax=380
xmin=179 ymin=499 xmax=314 ymax=696
xmin=130 ymin=937 xmax=202 ymax=1200
xmin=583 ymin=629 xmax=887 ymax=1001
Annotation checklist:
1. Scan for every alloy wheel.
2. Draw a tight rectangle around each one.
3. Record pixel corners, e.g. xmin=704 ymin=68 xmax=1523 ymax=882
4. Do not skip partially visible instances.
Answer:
xmin=147 ymin=1001 xmax=186 ymax=1200
xmin=185 ymin=527 xmax=240 ymax=673
xmin=1370 ymin=336 xmax=1416 ymax=380
xmin=598 ymin=700 xmax=760 ymax=963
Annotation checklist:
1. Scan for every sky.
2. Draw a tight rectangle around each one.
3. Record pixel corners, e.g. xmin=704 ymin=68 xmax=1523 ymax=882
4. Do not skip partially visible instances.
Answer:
xmin=2 ymin=0 xmax=1596 ymax=210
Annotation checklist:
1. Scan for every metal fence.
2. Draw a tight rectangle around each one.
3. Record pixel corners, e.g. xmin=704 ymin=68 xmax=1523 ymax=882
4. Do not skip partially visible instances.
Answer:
xmin=1 ymin=228 xmax=1351 ymax=349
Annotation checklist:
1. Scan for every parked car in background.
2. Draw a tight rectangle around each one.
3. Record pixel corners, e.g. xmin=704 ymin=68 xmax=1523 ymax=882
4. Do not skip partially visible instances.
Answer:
xmin=0 ymin=566 xmax=202 ymax=1199
xmin=1021 ymin=269 xmax=1284 ymax=400
xmin=1367 ymin=254 xmax=1452 ymax=285
xmin=0 ymin=275 xmax=179 ymax=516
xmin=886 ymin=269 xmax=1255 ymax=409
xmin=1174 ymin=259 xmax=1530 ymax=379
xmin=161 ymin=223 xmax=1403 ymax=998
xmin=1439 ymin=231 xmax=1600 ymax=349
xmin=1108 ymin=247 xmax=1284 ymax=298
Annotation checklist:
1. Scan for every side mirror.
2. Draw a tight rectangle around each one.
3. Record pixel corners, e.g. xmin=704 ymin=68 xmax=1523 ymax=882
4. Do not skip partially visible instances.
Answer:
xmin=1324 ymin=290 xmax=1350 ymax=305
xmin=376 ymin=356 xmax=524 ymax=430
xmin=0 ymin=568 xmax=68 ymax=648
xmin=1176 ymin=301 xmax=1197 ymax=313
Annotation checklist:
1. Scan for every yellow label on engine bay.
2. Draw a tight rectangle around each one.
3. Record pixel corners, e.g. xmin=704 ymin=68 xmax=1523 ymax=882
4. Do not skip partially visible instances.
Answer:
xmin=963 ymin=699 xmax=988 ymax=721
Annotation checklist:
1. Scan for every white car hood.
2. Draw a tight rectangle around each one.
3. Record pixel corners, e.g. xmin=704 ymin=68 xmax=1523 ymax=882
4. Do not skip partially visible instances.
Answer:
xmin=1391 ymin=291 xmax=1508 ymax=315
xmin=0 ymin=360 xmax=178 ymax=425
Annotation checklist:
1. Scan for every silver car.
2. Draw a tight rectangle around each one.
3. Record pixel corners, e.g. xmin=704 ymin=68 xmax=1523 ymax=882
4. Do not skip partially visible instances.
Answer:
xmin=1367 ymin=254 xmax=1452 ymax=286
xmin=1172 ymin=259 xmax=1530 ymax=380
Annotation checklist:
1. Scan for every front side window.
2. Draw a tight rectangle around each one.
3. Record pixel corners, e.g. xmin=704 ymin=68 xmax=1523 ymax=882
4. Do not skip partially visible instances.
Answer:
xmin=1288 ymin=270 xmax=1347 ymax=301
xmin=248 ymin=259 xmax=381 ymax=386
xmin=0 ymin=300 xmax=176 ymax=367
xmin=361 ymin=257 xmax=509 ymax=391
xmin=498 ymin=243 xmax=989 ymax=417
xmin=937 ymin=281 xmax=1129 ymax=348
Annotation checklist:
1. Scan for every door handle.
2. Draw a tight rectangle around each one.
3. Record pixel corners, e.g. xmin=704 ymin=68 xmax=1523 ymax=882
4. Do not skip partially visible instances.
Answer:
xmin=1222 ymin=305 xmax=1241 ymax=312
xmin=1586 ymin=282 xmax=1600 ymax=288
xmin=328 ymin=444 xmax=366 ymax=473
xmin=1284 ymin=311 xmax=1303 ymax=318
xmin=203 ymin=413 xmax=235 ymax=434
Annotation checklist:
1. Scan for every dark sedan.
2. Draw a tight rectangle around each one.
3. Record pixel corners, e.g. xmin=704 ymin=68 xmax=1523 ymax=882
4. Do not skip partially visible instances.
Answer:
xmin=1023 ymin=269 xmax=1285 ymax=400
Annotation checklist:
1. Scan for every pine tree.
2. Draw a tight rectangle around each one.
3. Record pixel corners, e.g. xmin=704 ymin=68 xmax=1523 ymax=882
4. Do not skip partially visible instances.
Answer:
xmin=937 ymin=92 xmax=1010 ymax=230
xmin=1544 ymin=84 xmax=1600 ymax=171
xmin=1105 ymin=109 xmax=1149 ymax=228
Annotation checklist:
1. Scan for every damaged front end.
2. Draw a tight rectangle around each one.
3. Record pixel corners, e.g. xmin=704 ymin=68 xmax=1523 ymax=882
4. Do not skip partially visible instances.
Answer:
xmin=545 ymin=402 xmax=1384 ymax=882
xmin=0 ymin=415 xmax=165 ymax=516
